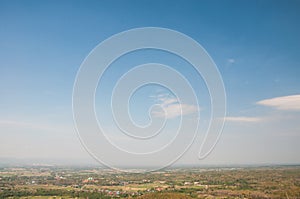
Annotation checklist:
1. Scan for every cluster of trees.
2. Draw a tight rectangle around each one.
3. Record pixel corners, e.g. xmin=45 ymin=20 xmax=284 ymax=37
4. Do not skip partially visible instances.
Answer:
xmin=0 ymin=188 xmax=111 ymax=199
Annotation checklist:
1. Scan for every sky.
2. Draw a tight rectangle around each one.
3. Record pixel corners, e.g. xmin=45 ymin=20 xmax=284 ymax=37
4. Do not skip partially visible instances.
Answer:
xmin=0 ymin=0 xmax=300 ymax=168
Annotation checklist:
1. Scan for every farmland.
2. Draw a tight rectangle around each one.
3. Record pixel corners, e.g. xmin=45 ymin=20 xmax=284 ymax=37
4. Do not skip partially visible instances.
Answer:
xmin=0 ymin=166 xmax=299 ymax=198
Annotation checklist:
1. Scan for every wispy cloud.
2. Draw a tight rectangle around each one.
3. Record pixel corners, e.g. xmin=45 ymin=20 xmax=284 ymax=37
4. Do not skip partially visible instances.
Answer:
xmin=0 ymin=119 xmax=70 ymax=133
xmin=151 ymin=93 xmax=199 ymax=119
xmin=224 ymin=116 xmax=263 ymax=123
xmin=0 ymin=120 xmax=45 ymax=129
xmin=227 ymin=58 xmax=235 ymax=64
xmin=257 ymin=95 xmax=300 ymax=111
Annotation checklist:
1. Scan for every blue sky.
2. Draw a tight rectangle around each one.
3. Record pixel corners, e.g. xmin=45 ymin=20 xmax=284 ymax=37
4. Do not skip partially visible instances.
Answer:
xmin=0 ymin=0 xmax=300 ymax=166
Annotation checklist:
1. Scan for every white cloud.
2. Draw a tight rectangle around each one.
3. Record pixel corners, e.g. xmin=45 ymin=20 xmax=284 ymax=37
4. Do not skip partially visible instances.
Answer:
xmin=224 ymin=116 xmax=263 ymax=122
xmin=153 ymin=103 xmax=199 ymax=119
xmin=160 ymin=98 xmax=178 ymax=106
xmin=227 ymin=58 xmax=235 ymax=64
xmin=257 ymin=95 xmax=300 ymax=111
xmin=151 ymin=94 xmax=199 ymax=119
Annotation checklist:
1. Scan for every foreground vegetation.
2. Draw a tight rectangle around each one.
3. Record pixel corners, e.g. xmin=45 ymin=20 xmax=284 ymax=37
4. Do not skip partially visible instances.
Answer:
xmin=0 ymin=166 xmax=299 ymax=198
